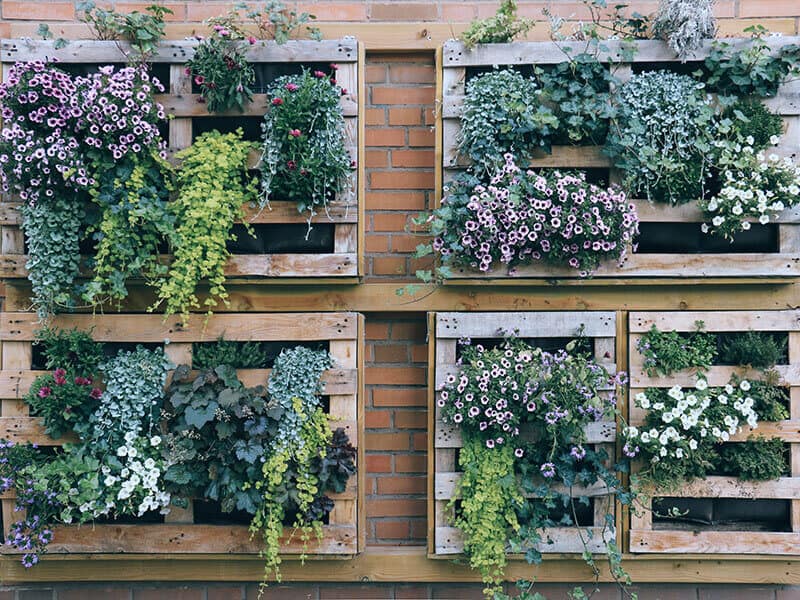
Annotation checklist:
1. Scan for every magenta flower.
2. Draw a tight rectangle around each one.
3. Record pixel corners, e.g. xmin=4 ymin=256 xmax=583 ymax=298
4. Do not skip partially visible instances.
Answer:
xmin=90 ymin=388 xmax=103 ymax=400
xmin=285 ymin=83 xmax=299 ymax=92
xmin=37 ymin=387 xmax=51 ymax=398
xmin=248 ymin=36 xmax=257 ymax=45
xmin=194 ymin=75 xmax=205 ymax=85
xmin=289 ymin=129 xmax=301 ymax=138
xmin=313 ymin=70 xmax=326 ymax=78
xmin=272 ymin=97 xmax=283 ymax=106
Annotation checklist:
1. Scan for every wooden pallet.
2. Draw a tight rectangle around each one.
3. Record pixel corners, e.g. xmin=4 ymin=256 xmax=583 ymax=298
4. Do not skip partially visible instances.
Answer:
xmin=628 ymin=310 xmax=800 ymax=554
xmin=0 ymin=38 xmax=364 ymax=281
xmin=428 ymin=311 xmax=619 ymax=557
xmin=438 ymin=37 xmax=800 ymax=281
xmin=0 ymin=311 xmax=365 ymax=556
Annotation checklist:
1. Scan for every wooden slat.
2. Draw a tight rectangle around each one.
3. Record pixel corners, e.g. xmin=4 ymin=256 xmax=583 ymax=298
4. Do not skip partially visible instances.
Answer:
xmin=789 ymin=332 xmax=800 ymax=532
xmin=435 ymin=526 xmax=612 ymax=554
xmin=629 ymin=363 xmax=800 ymax=388
xmin=435 ymin=472 xmax=610 ymax=500
xmin=0 ymin=39 xmax=359 ymax=64
xmin=0 ymin=342 xmax=30 ymax=417
xmin=630 ymin=530 xmax=800 ymax=554
xmin=435 ymin=311 xmax=616 ymax=338
xmin=224 ymin=253 xmax=358 ymax=278
xmin=155 ymin=93 xmax=358 ymax=118
xmin=625 ymin=417 xmax=800 ymax=443
xmin=434 ymin=419 xmax=616 ymax=448
xmin=641 ymin=476 xmax=800 ymax=499
xmin=629 ymin=310 xmax=800 ymax=333
xmin=0 ymin=313 xmax=358 ymax=342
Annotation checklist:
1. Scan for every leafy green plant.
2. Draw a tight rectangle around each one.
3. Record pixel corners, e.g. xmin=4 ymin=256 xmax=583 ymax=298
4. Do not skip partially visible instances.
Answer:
xmin=260 ymin=69 xmax=351 ymax=224
xmin=192 ymin=339 xmax=272 ymax=369
xmin=27 ymin=369 xmax=101 ymax=440
xmin=235 ymin=1 xmax=321 ymax=44
xmin=652 ymin=0 xmax=715 ymax=60
xmin=153 ymin=129 xmax=257 ymax=321
xmin=750 ymin=378 xmax=790 ymax=422
xmin=719 ymin=331 xmax=787 ymax=369
xmin=636 ymin=322 xmax=717 ymax=377
xmin=726 ymin=97 xmax=784 ymax=151
xmin=716 ymin=437 xmax=787 ymax=481
xmin=461 ymin=0 xmax=534 ymax=48
xmin=77 ymin=1 xmax=172 ymax=63
xmin=704 ymin=26 xmax=800 ymax=98
xmin=457 ymin=69 xmax=558 ymax=174
xmin=605 ymin=70 xmax=717 ymax=204
xmin=34 ymin=327 xmax=105 ymax=375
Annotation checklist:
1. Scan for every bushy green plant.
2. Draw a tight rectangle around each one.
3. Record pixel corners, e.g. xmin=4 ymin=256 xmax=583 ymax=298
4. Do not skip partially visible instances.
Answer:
xmin=652 ymin=0 xmax=715 ymax=60
xmin=461 ymin=0 xmax=534 ymax=48
xmin=704 ymin=26 xmax=800 ymax=98
xmin=605 ymin=70 xmax=716 ymax=204
xmin=750 ymin=378 xmax=790 ymax=422
xmin=192 ymin=338 xmax=273 ymax=369
xmin=153 ymin=129 xmax=257 ymax=321
xmin=636 ymin=322 xmax=717 ymax=377
xmin=34 ymin=327 xmax=105 ymax=375
xmin=716 ymin=437 xmax=786 ymax=481
xmin=458 ymin=69 xmax=557 ymax=174
xmin=719 ymin=331 xmax=787 ymax=369
xmin=235 ymin=1 xmax=321 ymax=44
xmin=260 ymin=69 xmax=351 ymax=224
xmin=727 ymin=98 xmax=784 ymax=151
xmin=77 ymin=1 xmax=172 ymax=63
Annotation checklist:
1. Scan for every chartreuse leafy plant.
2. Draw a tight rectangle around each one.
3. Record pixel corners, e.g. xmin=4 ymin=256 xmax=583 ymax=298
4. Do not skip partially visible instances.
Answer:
xmin=439 ymin=335 xmax=631 ymax=598
xmin=461 ymin=0 xmax=534 ymax=48
xmin=261 ymin=69 xmax=351 ymax=226
xmin=153 ymin=129 xmax=257 ymax=321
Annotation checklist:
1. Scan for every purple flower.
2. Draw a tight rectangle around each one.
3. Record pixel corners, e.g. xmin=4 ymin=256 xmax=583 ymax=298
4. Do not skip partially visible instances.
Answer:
xmin=540 ymin=462 xmax=556 ymax=478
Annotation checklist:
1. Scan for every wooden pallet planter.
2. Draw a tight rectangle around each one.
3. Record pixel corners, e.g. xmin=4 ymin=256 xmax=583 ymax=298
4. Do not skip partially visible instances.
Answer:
xmin=0 ymin=311 xmax=365 ymax=556
xmin=428 ymin=311 xmax=619 ymax=557
xmin=438 ymin=38 xmax=800 ymax=281
xmin=0 ymin=38 xmax=363 ymax=281
xmin=628 ymin=310 xmax=800 ymax=554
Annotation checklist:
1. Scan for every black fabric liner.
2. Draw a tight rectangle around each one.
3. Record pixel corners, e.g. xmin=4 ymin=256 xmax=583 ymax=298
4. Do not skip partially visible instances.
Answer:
xmin=653 ymin=498 xmax=790 ymax=531
xmin=93 ymin=510 xmax=165 ymax=525
xmin=192 ymin=498 xmax=331 ymax=526
xmin=227 ymin=223 xmax=334 ymax=254
xmin=714 ymin=332 xmax=790 ymax=366
xmin=636 ymin=223 xmax=779 ymax=254
xmin=31 ymin=342 xmax=163 ymax=370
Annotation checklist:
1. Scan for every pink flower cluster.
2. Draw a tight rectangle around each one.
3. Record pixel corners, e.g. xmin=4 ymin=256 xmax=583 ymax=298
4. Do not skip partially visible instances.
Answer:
xmin=434 ymin=154 xmax=639 ymax=275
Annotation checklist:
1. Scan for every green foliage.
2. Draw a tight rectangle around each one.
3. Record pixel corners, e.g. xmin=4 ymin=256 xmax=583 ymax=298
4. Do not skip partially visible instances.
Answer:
xmin=750 ymin=378 xmax=790 ymax=422
xmin=636 ymin=322 xmax=717 ymax=377
xmin=719 ymin=331 xmax=787 ymax=370
xmin=235 ymin=1 xmax=321 ymax=44
xmin=605 ymin=70 xmax=716 ymax=204
xmin=260 ymin=69 xmax=351 ymax=221
xmin=186 ymin=24 xmax=255 ymax=113
xmin=34 ymin=327 xmax=104 ymax=375
xmin=36 ymin=24 xmax=68 ymax=49
xmin=27 ymin=370 xmax=101 ymax=440
xmin=704 ymin=26 xmax=800 ymax=98
xmin=726 ymin=97 xmax=784 ymax=151
xmin=83 ymin=156 xmax=173 ymax=307
xmin=451 ymin=432 xmax=522 ymax=596
xmin=153 ymin=129 xmax=257 ymax=321
xmin=716 ymin=437 xmax=786 ymax=481
xmin=192 ymin=338 xmax=272 ymax=369
xmin=461 ymin=0 xmax=534 ymax=49
xmin=77 ymin=1 xmax=172 ymax=63
xmin=458 ymin=69 xmax=558 ymax=174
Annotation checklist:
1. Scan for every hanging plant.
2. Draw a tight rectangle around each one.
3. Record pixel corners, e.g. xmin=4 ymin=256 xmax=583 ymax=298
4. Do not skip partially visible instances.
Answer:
xmin=260 ymin=68 xmax=352 ymax=226
xmin=652 ymin=0 xmax=716 ymax=60
xmin=152 ymin=129 xmax=257 ymax=321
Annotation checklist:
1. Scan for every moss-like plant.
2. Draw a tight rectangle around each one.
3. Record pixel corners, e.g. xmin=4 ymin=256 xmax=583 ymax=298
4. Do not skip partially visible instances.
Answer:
xmin=716 ymin=437 xmax=787 ymax=481
xmin=727 ymin=97 xmax=785 ymax=151
xmin=153 ymin=129 xmax=256 ymax=321
xmin=719 ymin=331 xmax=787 ymax=370
xmin=461 ymin=0 xmax=534 ymax=48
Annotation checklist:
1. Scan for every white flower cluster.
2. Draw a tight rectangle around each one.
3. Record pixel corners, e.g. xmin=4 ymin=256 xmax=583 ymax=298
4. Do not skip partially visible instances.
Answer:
xmin=624 ymin=378 xmax=758 ymax=464
xmin=701 ymin=138 xmax=800 ymax=238
xmin=101 ymin=432 xmax=170 ymax=517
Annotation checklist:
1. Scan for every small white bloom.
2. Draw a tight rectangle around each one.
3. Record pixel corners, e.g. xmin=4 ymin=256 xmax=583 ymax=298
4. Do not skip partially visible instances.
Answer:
xmin=116 ymin=446 xmax=127 ymax=457
xmin=739 ymin=380 xmax=751 ymax=391
xmin=675 ymin=448 xmax=684 ymax=458
xmin=759 ymin=214 xmax=770 ymax=225
xmin=689 ymin=439 xmax=698 ymax=450
xmin=150 ymin=436 xmax=161 ymax=447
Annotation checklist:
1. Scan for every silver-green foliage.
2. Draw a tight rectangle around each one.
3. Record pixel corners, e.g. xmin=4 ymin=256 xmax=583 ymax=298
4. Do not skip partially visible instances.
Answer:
xmin=652 ymin=0 xmax=716 ymax=60
xmin=606 ymin=70 xmax=716 ymax=204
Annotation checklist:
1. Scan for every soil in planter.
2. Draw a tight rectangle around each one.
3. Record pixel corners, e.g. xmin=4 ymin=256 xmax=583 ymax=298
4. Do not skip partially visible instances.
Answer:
xmin=635 ymin=222 xmax=778 ymax=254
xmin=653 ymin=497 xmax=790 ymax=531
xmin=226 ymin=224 xmax=335 ymax=254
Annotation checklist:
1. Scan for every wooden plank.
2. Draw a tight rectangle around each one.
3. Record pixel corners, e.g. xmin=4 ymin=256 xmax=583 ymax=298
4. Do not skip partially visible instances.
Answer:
xmin=625 ymin=416 xmax=800 ymax=442
xmin=435 ymin=472 xmax=611 ymax=500
xmin=0 ymin=368 xmax=357 ymax=398
xmin=435 ymin=526 xmax=612 ymax=555
xmin=446 ymin=253 xmax=800 ymax=279
xmin=629 ymin=364 xmax=800 ymax=388
xmin=789 ymin=332 xmax=800 ymax=532
xmin=442 ymin=37 xmax=800 ymax=67
xmin=0 ymin=313 xmax=358 ymax=342
xmin=155 ymin=93 xmax=358 ymax=117
xmin=629 ymin=311 xmax=800 ymax=333
xmin=435 ymin=311 xmax=616 ymax=339
xmin=0 ymin=342 xmax=30 ymax=417
xmin=0 ymin=39 xmax=359 ymax=64
xmin=334 ymin=224 xmax=358 ymax=254
xmin=630 ymin=530 xmax=800 ymax=554
xmin=639 ymin=476 xmax=800 ymax=500
xmin=435 ymin=419 xmax=616 ymax=448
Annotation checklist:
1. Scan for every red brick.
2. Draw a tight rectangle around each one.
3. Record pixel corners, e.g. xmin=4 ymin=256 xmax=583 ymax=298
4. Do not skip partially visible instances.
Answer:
xmin=206 ymin=587 xmax=244 ymax=600
xmin=59 ymin=590 xmax=129 ymax=600
xmin=0 ymin=593 xmax=14 ymax=600
xmin=374 ymin=519 xmax=410 ymax=539
xmin=372 ymin=388 xmax=427 ymax=407
xmin=442 ymin=5 xmax=477 ymax=21
xmin=365 ymin=108 xmax=386 ymax=126
xmin=391 ymin=233 xmax=426 ymax=253
xmin=372 ymin=213 xmax=413 ymax=232
xmin=113 ymin=3 xmax=186 ymax=20
xmin=377 ymin=475 xmax=426 ymax=494
xmin=373 ymin=344 xmax=410 ymax=363
xmin=365 ymin=410 xmax=392 ymax=428
xmin=395 ymin=410 xmax=426 ymax=429
xmin=367 ymin=498 xmax=426 ymax=517
xmin=366 ymin=321 xmax=389 ymax=340
xmin=388 ymin=107 xmax=423 ymax=125
xmin=3 ymin=1 xmax=74 ymax=20
xmin=186 ymin=3 xmax=235 ymax=21
xmin=395 ymin=454 xmax=427 ymax=473
xmin=296 ymin=3 xmax=367 ymax=21
xmin=391 ymin=321 xmax=427 ymax=340
xmin=777 ymin=586 xmax=800 ymax=600
xmin=411 ymin=344 xmax=428 ymax=363
xmin=413 ymin=432 xmax=428 ymax=451
xmin=366 ymin=65 xmax=388 ymax=83
xmin=431 ymin=584 xmax=487 ymax=600
xmin=371 ymin=170 xmax=434 ymax=190
xmin=698 ymin=585 xmax=776 ymax=600
xmin=365 ymin=432 xmax=410 ymax=451
xmin=365 ymin=234 xmax=390 ymax=252
xmin=365 ymin=128 xmax=405 ymax=147
xmin=373 ymin=256 xmax=407 ymax=275
xmin=366 ymin=191 xmax=426 ymax=210
xmin=370 ymin=3 xmax=439 ymax=21
xmin=366 ymin=366 xmax=426 ymax=385
xmin=408 ymin=128 xmax=435 ymax=147
xmin=365 ymin=150 xmax=389 ymax=168
xmin=247 ymin=584 xmax=316 ymax=600
xmin=409 ymin=519 xmax=428 ymax=539
xmin=395 ymin=585 xmax=432 ymax=599
xmin=134 ymin=588 xmax=202 ymax=600
xmin=629 ymin=584 xmax=701 ymax=600
xmin=365 ymin=454 xmax=392 ymax=472
xmin=424 ymin=107 xmax=436 ymax=126
xmin=739 ymin=0 xmax=798 ymax=16
xmin=372 ymin=86 xmax=436 ymax=105
xmin=389 ymin=65 xmax=436 ymax=84
xmin=392 ymin=149 xmax=434 ymax=168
